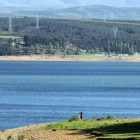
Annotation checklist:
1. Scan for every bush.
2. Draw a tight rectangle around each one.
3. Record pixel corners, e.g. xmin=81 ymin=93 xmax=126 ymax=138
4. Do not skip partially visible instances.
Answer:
xmin=97 ymin=117 xmax=105 ymax=121
xmin=83 ymin=119 xmax=87 ymax=121
xmin=70 ymin=115 xmax=78 ymax=121
xmin=18 ymin=135 xmax=25 ymax=140
xmin=1 ymin=129 xmax=5 ymax=132
xmin=68 ymin=119 xmax=72 ymax=122
xmin=107 ymin=114 xmax=113 ymax=119
xmin=7 ymin=135 xmax=12 ymax=140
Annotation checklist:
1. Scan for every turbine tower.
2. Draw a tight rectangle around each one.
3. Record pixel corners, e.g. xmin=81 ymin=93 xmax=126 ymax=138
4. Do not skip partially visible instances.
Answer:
xmin=111 ymin=12 xmax=113 ymax=20
xmin=103 ymin=10 xmax=106 ymax=22
xmin=104 ymin=14 xmax=106 ymax=22
xmin=9 ymin=18 xmax=12 ymax=32
xmin=113 ymin=26 xmax=118 ymax=38
xmin=36 ymin=14 xmax=39 ymax=29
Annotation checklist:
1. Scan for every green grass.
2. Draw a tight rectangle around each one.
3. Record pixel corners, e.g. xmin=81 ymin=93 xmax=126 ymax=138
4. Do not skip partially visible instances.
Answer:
xmin=0 ymin=36 xmax=21 ymax=39
xmin=39 ymin=118 xmax=140 ymax=139
xmin=0 ymin=31 xmax=9 ymax=34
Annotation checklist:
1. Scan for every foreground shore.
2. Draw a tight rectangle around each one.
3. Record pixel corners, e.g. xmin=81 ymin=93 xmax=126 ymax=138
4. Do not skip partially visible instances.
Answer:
xmin=1 ymin=118 xmax=140 ymax=140
xmin=0 ymin=122 xmax=91 ymax=140
xmin=0 ymin=54 xmax=140 ymax=62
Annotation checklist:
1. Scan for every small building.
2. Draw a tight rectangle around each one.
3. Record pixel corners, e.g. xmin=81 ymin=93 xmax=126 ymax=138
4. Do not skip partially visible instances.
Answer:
xmin=118 ymin=54 xmax=123 ymax=57
xmin=134 ymin=52 xmax=138 ymax=55
xmin=16 ymin=38 xmax=24 ymax=44
xmin=64 ymin=41 xmax=73 ymax=48
xmin=123 ymin=54 xmax=129 ymax=57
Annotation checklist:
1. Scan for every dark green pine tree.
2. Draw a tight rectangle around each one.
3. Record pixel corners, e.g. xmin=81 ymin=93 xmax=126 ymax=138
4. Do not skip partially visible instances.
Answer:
xmin=107 ymin=41 xmax=111 ymax=54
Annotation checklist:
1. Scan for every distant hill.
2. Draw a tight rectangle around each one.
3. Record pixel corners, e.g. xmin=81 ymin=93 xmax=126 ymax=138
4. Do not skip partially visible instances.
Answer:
xmin=1 ymin=4 xmax=140 ymax=20
xmin=12 ymin=5 xmax=140 ymax=20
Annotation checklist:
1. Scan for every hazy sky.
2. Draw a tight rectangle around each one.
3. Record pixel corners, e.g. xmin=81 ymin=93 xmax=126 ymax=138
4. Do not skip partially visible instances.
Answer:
xmin=0 ymin=0 xmax=139 ymax=7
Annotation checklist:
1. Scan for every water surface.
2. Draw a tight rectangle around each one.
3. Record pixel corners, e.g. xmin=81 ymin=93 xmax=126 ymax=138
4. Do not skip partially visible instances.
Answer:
xmin=0 ymin=61 xmax=140 ymax=130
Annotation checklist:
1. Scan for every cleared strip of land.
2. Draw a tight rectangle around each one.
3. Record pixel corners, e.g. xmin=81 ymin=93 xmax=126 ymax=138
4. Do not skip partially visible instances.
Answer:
xmin=0 ymin=36 xmax=21 ymax=38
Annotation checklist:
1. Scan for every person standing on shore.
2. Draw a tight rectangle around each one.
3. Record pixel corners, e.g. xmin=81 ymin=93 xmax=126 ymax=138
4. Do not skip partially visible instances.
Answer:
xmin=80 ymin=112 xmax=83 ymax=119
xmin=79 ymin=113 xmax=81 ymax=120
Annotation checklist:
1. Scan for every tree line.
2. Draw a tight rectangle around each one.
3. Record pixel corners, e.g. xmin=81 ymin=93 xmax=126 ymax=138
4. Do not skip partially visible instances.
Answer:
xmin=0 ymin=36 xmax=81 ymax=56
xmin=0 ymin=39 xmax=21 ymax=55
xmin=1 ymin=17 xmax=140 ymax=54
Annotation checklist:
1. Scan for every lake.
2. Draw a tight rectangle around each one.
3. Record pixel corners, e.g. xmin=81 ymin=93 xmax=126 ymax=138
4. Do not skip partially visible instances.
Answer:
xmin=0 ymin=61 xmax=140 ymax=130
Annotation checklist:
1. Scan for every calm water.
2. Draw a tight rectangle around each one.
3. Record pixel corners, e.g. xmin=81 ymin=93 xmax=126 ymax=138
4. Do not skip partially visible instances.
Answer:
xmin=0 ymin=61 xmax=140 ymax=130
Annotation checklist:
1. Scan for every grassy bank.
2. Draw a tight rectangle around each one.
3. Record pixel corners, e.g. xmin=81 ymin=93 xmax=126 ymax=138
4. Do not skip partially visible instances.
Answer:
xmin=39 ymin=117 xmax=140 ymax=139
xmin=0 ymin=35 xmax=21 ymax=38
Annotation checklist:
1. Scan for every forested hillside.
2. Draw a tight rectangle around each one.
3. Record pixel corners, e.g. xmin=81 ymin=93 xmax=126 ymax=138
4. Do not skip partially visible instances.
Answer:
xmin=0 ymin=17 xmax=140 ymax=55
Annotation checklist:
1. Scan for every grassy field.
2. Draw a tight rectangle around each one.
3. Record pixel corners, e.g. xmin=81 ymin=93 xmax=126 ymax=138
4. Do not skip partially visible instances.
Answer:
xmin=0 ymin=35 xmax=21 ymax=39
xmin=39 ymin=116 xmax=140 ymax=139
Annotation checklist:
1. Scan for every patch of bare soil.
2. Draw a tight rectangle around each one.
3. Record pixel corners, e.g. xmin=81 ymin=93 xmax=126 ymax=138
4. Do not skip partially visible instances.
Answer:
xmin=0 ymin=123 xmax=95 ymax=140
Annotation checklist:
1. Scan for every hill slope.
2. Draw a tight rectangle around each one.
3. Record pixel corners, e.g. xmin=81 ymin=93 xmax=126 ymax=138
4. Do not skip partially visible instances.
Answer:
xmin=14 ymin=5 xmax=140 ymax=20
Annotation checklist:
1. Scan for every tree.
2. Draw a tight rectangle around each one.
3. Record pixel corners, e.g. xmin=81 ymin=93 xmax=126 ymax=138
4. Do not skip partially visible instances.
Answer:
xmin=24 ymin=35 xmax=31 ymax=46
xmin=23 ymin=47 xmax=29 ymax=55
xmin=35 ymin=46 xmax=39 ymax=54
xmin=30 ymin=46 xmax=34 ymax=54
xmin=130 ymin=45 xmax=134 ymax=55
xmin=52 ymin=50 xmax=56 ymax=55
xmin=15 ymin=44 xmax=21 ymax=55
xmin=119 ymin=42 xmax=123 ymax=54
xmin=56 ymin=42 xmax=59 ymax=50
xmin=126 ymin=43 xmax=130 ymax=54
xmin=107 ymin=41 xmax=111 ymax=54
xmin=48 ymin=42 xmax=52 ymax=53
xmin=8 ymin=45 xmax=14 ymax=55
xmin=41 ymin=47 xmax=45 ymax=54
xmin=95 ymin=48 xmax=100 ymax=53
xmin=8 ymin=38 xmax=13 ymax=44
xmin=14 ymin=38 xmax=16 ymax=43
xmin=75 ymin=47 xmax=81 ymax=55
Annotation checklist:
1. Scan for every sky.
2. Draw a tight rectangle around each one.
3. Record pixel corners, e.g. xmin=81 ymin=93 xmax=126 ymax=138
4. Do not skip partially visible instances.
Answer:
xmin=0 ymin=0 xmax=139 ymax=7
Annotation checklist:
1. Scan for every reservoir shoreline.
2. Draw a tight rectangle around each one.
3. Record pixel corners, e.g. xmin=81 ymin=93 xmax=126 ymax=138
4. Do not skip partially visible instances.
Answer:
xmin=0 ymin=55 xmax=140 ymax=62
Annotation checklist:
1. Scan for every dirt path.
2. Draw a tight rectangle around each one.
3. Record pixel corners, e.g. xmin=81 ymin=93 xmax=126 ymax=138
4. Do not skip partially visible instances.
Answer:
xmin=0 ymin=123 xmax=95 ymax=140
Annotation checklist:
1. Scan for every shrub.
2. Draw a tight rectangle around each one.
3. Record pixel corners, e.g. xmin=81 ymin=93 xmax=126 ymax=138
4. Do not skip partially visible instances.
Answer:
xmin=70 ymin=115 xmax=79 ymax=121
xmin=107 ymin=114 xmax=113 ymax=119
xmin=1 ymin=129 xmax=5 ymax=132
xmin=18 ymin=135 xmax=25 ymax=140
xmin=7 ymin=135 xmax=12 ymax=140
xmin=97 ymin=117 xmax=105 ymax=121
xmin=68 ymin=119 xmax=72 ymax=122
